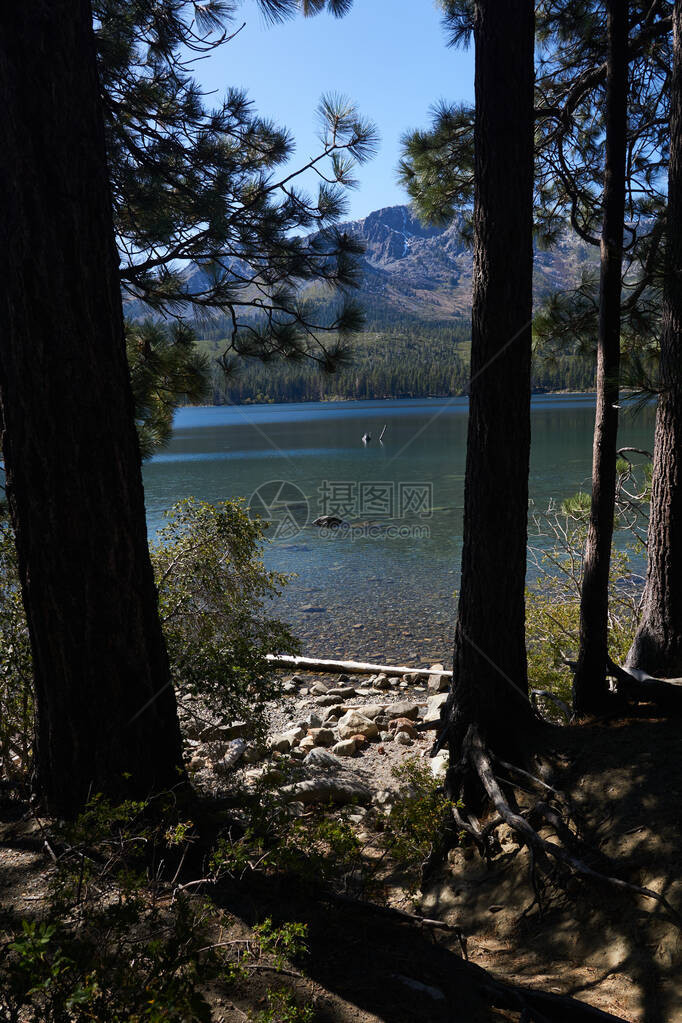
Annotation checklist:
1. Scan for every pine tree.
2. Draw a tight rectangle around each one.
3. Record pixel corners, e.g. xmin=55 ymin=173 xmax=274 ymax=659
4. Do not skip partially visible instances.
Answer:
xmin=443 ymin=0 xmax=536 ymax=772
xmin=573 ymin=0 xmax=629 ymax=713
xmin=0 ymin=0 xmax=185 ymax=816
xmin=627 ymin=0 xmax=682 ymax=677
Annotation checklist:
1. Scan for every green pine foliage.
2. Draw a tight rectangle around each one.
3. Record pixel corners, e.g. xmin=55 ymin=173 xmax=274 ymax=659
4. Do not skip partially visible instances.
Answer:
xmin=400 ymin=2 xmax=671 ymax=375
xmin=126 ymin=320 xmax=212 ymax=458
xmin=95 ymin=0 xmax=377 ymax=369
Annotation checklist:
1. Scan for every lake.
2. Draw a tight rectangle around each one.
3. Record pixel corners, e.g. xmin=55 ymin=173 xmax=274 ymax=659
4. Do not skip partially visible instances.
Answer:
xmin=142 ymin=395 xmax=655 ymax=667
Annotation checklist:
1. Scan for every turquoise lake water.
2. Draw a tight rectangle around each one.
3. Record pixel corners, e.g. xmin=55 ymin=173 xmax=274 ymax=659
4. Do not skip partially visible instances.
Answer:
xmin=142 ymin=395 xmax=655 ymax=666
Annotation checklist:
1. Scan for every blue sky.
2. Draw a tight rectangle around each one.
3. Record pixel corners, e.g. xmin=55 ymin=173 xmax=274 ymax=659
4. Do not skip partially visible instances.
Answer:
xmin=195 ymin=0 xmax=475 ymax=221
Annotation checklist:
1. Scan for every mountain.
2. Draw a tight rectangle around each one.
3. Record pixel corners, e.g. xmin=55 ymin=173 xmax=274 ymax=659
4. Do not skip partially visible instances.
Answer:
xmin=329 ymin=204 xmax=596 ymax=326
xmin=125 ymin=203 xmax=596 ymax=330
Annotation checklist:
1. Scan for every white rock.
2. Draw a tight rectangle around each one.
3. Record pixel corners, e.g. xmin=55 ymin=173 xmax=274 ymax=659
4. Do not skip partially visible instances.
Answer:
xmin=331 ymin=739 xmax=357 ymax=757
xmin=373 ymin=674 xmax=391 ymax=690
xmin=430 ymin=751 xmax=449 ymax=780
xmin=321 ymin=704 xmax=345 ymax=722
xmin=424 ymin=692 xmax=448 ymax=723
xmin=337 ymin=710 xmax=379 ymax=740
xmin=356 ymin=704 xmax=386 ymax=720
xmin=395 ymin=731 xmax=412 ymax=746
xmin=269 ymin=733 xmax=293 ymax=753
xmin=327 ymin=686 xmax=358 ymax=699
xmin=384 ymin=701 xmax=421 ymax=721
xmin=242 ymin=745 xmax=266 ymax=764
xmin=428 ymin=663 xmax=449 ymax=693
xmin=308 ymin=727 xmax=336 ymax=747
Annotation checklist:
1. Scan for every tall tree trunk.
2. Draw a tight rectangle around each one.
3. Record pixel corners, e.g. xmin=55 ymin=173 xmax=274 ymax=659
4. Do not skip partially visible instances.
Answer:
xmin=446 ymin=0 xmax=535 ymax=769
xmin=572 ymin=0 xmax=628 ymax=715
xmin=626 ymin=1 xmax=682 ymax=678
xmin=0 ymin=1 xmax=185 ymax=816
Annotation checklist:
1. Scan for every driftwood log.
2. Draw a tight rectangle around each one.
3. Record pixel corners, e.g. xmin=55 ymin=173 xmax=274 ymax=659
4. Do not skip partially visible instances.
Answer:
xmin=266 ymin=654 xmax=452 ymax=679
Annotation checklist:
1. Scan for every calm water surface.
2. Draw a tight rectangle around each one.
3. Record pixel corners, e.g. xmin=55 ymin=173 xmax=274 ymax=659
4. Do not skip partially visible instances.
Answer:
xmin=142 ymin=396 xmax=655 ymax=665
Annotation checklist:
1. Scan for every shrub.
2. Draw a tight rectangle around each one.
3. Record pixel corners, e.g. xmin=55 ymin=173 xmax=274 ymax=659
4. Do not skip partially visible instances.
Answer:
xmin=382 ymin=757 xmax=453 ymax=884
xmin=152 ymin=498 xmax=298 ymax=741
xmin=526 ymin=509 xmax=641 ymax=714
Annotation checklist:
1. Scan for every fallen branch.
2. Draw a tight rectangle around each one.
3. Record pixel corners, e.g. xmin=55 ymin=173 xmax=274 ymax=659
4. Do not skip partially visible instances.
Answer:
xmin=266 ymin=654 xmax=452 ymax=678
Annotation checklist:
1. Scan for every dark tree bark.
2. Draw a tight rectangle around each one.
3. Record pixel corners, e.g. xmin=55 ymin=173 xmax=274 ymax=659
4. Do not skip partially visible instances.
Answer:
xmin=626 ymin=0 xmax=682 ymax=679
xmin=572 ymin=0 xmax=629 ymax=715
xmin=446 ymin=0 xmax=535 ymax=769
xmin=0 ymin=1 xmax=185 ymax=816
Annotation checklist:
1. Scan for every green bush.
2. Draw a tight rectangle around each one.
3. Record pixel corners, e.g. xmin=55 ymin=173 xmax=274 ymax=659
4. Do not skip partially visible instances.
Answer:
xmin=382 ymin=757 xmax=453 ymax=884
xmin=152 ymin=498 xmax=298 ymax=741
xmin=526 ymin=513 xmax=640 ymax=714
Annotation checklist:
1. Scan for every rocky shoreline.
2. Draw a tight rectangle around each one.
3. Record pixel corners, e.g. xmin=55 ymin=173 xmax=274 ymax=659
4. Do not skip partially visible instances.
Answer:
xmin=184 ymin=665 xmax=451 ymax=807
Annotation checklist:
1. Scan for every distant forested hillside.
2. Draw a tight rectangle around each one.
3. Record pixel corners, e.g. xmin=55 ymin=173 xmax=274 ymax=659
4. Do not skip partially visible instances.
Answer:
xmin=197 ymin=318 xmax=594 ymax=404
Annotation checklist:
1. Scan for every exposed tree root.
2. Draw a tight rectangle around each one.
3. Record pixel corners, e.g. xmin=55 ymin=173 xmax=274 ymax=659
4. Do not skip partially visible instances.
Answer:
xmin=446 ymin=724 xmax=682 ymax=929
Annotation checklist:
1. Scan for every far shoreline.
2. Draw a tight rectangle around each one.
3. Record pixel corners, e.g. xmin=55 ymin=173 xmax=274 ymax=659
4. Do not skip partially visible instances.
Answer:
xmin=183 ymin=388 xmax=597 ymax=410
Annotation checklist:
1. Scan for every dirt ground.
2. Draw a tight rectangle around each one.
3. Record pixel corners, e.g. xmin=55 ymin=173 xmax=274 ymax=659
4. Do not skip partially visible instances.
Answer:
xmin=1 ymin=685 xmax=681 ymax=1023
